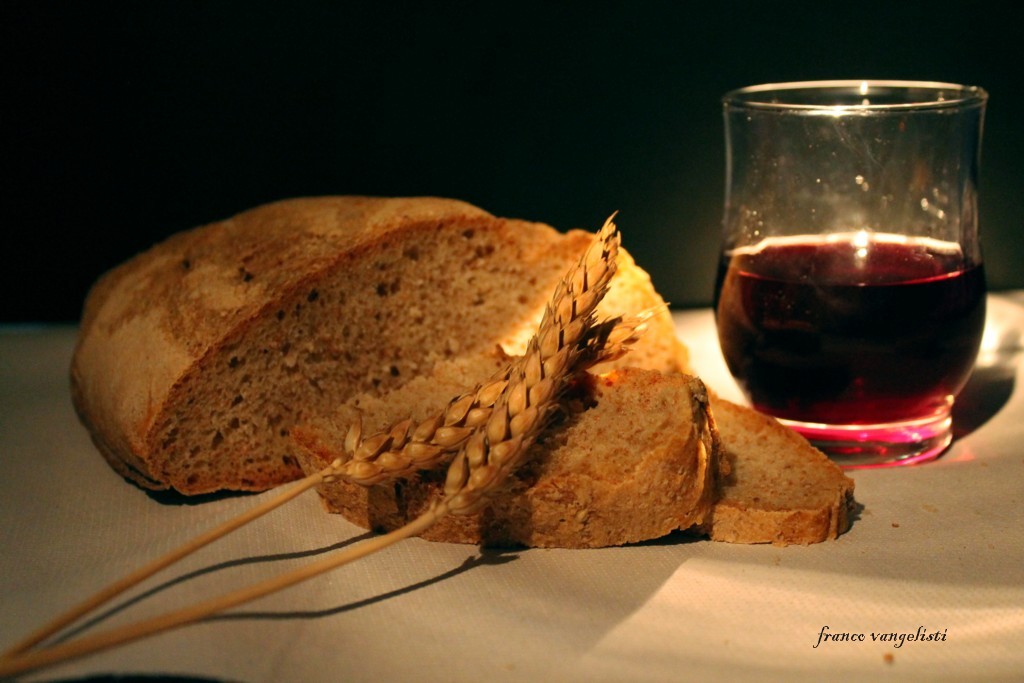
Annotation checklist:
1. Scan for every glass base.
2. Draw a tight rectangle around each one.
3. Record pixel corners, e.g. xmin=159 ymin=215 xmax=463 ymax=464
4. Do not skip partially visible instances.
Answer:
xmin=778 ymin=411 xmax=953 ymax=469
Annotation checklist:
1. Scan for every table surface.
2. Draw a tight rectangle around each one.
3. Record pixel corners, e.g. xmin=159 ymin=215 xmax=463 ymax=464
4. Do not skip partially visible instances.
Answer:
xmin=2 ymin=293 xmax=1023 ymax=683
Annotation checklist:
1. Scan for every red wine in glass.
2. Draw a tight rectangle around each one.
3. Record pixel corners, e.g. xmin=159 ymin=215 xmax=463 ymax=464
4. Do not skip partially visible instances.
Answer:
xmin=714 ymin=232 xmax=986 ymax=465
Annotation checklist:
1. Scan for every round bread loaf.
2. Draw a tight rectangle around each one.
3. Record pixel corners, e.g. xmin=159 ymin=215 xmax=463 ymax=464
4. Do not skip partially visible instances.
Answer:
xmin=71 ymin=196 xmax=688 ymax=494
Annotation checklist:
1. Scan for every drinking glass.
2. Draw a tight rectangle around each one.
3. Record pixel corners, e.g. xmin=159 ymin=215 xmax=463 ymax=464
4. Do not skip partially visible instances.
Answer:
xmin=713 ymin=80 xmax=988 ymax=467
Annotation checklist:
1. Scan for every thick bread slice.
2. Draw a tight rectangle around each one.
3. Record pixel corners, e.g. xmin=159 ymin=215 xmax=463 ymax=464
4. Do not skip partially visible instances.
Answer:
xmin=294 ymin=367 xmax=718 ymax=548
xmin=71 ymin=196 xmax=688 ymax=494
xmin=704 ymin=398 xmax=855 ymax=545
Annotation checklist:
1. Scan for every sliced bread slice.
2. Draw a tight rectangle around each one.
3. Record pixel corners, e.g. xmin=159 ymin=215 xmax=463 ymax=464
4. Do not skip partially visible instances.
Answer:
xmin=293 ymin=366 xmax=718 ymax=549
xmin=703 ymin=397 xmax=855 ymax=545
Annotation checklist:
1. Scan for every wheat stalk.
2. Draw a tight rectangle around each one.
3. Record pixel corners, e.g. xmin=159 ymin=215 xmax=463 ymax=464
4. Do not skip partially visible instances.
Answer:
xmin=0 ymin=466 xmax=337 ymax=661
xmin=0 ymin=215 xmax=626 ymax=678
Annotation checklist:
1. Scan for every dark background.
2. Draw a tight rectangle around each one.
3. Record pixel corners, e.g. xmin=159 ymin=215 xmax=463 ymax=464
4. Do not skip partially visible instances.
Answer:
xmin=3 ymin=1 xmax=1021 ymax=323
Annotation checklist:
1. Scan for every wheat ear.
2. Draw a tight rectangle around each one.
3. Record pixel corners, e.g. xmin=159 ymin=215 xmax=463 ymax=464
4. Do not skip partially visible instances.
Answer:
xmin=0 ymin=216 xmax=623 ymax=678
xmin=328 ymin=311 xmax=648 ymax=487
xmin=433 ymin=214 xmax=622 ymax=514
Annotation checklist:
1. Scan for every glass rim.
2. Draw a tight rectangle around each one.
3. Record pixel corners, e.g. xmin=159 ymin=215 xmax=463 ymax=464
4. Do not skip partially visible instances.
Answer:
xmin=723 ymin=80 xmax=988 ymax=113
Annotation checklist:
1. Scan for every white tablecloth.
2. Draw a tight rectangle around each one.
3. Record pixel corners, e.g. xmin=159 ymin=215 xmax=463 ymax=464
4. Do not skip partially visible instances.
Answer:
xmin=2 ymin=294 xmax=1023 ymax=682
